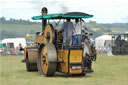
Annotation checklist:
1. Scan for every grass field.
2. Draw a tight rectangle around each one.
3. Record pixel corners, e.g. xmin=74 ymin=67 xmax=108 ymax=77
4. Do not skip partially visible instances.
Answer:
xmin=0 ymin=54 xmax=128 ymax=85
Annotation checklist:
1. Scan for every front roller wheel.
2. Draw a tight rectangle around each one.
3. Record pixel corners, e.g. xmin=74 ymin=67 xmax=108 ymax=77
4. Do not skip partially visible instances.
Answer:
xmin=26 ymin=60 xmax=38 ymax=72
xmin=37 ymin=43 xmax=57 ymax=77
xmin=25 ymin=51 xmax=38 ymax=72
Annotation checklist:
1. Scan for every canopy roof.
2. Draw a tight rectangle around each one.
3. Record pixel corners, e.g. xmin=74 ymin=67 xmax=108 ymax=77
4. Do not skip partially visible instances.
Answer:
xmin=32 ymin=12 xmax=93 ymax=20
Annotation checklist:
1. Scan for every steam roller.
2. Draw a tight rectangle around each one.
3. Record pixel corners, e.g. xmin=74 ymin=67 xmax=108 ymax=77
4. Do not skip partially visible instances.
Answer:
xmin=22 ymin=7 xmax=97 ymax=77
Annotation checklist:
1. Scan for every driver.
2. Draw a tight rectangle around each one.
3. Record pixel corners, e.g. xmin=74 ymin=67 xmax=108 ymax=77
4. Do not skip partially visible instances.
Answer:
xmin=61 ymin=19 xmax=73 ymax=46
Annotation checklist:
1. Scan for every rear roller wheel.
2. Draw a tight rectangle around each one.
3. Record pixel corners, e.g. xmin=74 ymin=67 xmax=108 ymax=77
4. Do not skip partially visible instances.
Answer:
xmin=37 ymin=43 xmax=57 ymax=76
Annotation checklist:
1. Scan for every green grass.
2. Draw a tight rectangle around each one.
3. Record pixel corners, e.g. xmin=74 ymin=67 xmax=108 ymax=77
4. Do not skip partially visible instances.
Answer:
xmin=0 ymin=54 xmax=128 ymax=85
xmin=111 ymin=28 xmax=124 ymax=32
xmin=91 ymin=27 xmax=125 ymax=33
xmin=91 ymin=28 xmax=101 ymax=32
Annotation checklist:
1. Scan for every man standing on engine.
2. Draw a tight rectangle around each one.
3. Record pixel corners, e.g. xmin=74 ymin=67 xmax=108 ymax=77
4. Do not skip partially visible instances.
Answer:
xmin=72 ymin=19 xmax=82 ymax=46
xmin=61 ymin=18 xmax=73 ymax=46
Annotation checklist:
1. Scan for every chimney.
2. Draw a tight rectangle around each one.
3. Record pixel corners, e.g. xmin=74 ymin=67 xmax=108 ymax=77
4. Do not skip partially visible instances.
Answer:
xmin=41 ymin=7 xmax=48 ymax=32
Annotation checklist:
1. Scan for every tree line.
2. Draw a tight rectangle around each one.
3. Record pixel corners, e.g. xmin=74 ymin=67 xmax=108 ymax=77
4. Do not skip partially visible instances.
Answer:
xmin=0 ymin=17 xmax=127 ymax=41
xmin=0 ymin=17 xmax=127 ymax=29
xmin=0 ymin=17 xmax=40 ymax=25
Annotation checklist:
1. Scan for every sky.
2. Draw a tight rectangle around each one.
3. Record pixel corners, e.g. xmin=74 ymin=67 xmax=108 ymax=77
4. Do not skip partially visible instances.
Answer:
xmin=0 ymin=0 xmax=128 ymax=23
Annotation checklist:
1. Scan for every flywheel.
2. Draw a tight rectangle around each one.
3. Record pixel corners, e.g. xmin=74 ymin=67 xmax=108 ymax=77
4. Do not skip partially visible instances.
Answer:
xmin=37 ymin=43 xmax=57 ymax=76
xmin=44 ymin=24 xmax=55 ymax=43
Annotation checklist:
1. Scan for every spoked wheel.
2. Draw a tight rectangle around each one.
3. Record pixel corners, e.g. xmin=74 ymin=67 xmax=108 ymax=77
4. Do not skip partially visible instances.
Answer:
xmin=37 ymin=43 xmax=57 ymax=77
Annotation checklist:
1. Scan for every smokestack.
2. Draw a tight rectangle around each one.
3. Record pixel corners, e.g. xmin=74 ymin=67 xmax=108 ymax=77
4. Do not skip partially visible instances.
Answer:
xmin=41 ymin=7 xmax=48 ymax=32
xmin=61 ymin=5 xmax=68 ymax=13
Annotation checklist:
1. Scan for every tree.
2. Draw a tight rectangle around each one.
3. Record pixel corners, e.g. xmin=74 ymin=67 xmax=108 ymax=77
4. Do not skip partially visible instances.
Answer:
xmin=0 ymin=17 xmax=6 ymax=23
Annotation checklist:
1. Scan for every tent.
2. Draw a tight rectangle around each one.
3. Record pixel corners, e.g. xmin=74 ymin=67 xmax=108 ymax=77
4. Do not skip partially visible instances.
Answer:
xmin=2 ymin=38 xmax=26 ymax=49
xmin=95 ymin=35 xmax=112 ymax=49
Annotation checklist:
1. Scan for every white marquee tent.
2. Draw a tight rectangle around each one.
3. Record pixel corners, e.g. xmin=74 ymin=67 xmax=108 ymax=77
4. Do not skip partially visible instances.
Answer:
xmin=95 ymin=35 xmax=112 ymax=49
xmin=2 ymin=38 xmax=26 ymax=49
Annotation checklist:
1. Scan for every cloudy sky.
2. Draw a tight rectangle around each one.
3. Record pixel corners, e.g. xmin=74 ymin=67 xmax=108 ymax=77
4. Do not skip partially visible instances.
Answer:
xmin=0 ymin=0 xmax=128 ymax=23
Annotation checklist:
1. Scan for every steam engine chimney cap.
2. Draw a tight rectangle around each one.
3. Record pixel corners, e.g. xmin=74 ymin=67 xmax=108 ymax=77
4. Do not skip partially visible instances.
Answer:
xmin=41 ymin=7 xmax=48 ymax=14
